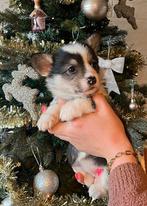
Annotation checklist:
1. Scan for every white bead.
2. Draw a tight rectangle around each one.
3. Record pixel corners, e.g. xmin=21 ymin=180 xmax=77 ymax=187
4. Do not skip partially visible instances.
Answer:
xmin=129 ymin=99 xmax=138 ymax=110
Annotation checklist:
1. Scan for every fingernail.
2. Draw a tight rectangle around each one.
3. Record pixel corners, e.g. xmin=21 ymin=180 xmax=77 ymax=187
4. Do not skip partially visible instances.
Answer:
xmin=74 ymin=172 xmax=84 ymax=184
xmin=41 ymin=104 xmax=47 ymax=113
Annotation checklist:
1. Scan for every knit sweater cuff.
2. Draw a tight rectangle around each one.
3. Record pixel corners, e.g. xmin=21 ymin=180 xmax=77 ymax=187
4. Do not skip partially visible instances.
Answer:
xmin=109 ymin=163 xmax=147 ymax=196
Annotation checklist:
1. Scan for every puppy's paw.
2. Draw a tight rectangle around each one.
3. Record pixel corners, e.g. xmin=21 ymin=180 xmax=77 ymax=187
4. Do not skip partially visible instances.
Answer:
xmin=37 ymin=113 xmax=50 ymax=131
xmin=60 ymin=103 xmax=82 ymax=122
xmin=88 ymin=183 xmax=102 ymax=201
xmin=37 ymin=113 xmax=59 ymax=131
xmin=88 ymin=173 xmax=108 ymax=201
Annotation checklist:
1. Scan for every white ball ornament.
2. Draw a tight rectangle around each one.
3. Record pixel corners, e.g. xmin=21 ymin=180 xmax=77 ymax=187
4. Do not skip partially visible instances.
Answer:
xmin=81 ymin=0 xmax=108 ymax=20
xmin=129 ymin=99 xmax=138 ymax=111
xmin=34 ymin=168 xmax=59 ymax=194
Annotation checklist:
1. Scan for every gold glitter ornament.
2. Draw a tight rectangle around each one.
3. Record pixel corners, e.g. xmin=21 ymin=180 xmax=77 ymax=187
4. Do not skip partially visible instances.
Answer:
xmin=81 ymin=0 xmax=108 ymax=20
xmin=2 ymin=64 xmax=39 ymax=121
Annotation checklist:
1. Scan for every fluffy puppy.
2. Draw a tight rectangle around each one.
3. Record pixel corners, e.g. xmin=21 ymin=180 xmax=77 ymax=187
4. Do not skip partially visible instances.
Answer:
xmin=31 ymin=33 xmax=108 ymax=200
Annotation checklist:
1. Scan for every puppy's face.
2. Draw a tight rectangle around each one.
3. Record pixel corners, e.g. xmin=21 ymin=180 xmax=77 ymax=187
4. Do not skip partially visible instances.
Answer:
xmin=47 ymin=43 xmax=101 ymax=99
xmin=31 ymin=33 xmax=103 ymax=99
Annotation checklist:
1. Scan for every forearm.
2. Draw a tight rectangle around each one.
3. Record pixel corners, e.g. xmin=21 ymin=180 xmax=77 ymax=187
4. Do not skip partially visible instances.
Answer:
xmin=108 ymin=163 xmax=147 ymax=206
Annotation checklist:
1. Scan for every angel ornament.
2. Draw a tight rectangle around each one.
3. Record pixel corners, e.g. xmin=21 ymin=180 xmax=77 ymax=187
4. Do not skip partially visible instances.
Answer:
xmin=2 ymin=64 xmax=39 ymax=121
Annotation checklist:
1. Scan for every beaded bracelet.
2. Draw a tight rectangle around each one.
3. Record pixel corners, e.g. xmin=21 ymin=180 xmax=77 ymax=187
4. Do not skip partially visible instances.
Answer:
xmin=108 ymin=150 xmax=137 ymax=170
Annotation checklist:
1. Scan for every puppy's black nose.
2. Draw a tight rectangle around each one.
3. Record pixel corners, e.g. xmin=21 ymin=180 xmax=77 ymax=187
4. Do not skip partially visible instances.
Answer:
xmin=87 ymin=76 xmax=96 ymax=86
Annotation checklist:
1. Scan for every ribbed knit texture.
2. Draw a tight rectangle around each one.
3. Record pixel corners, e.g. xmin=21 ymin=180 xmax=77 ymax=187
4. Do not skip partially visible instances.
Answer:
xmin=108 ymin=163 xmax=147 ymax=206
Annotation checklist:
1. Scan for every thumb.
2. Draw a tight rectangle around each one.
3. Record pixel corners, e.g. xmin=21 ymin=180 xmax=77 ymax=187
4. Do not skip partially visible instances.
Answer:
xmin=93 ymin=94 xmax=109 ymax=111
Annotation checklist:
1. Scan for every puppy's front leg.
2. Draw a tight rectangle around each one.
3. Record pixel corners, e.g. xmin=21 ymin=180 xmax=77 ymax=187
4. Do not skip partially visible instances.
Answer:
xmin=88 ymin=168 xmax=108 ymax=200
xmin=60 ymin=98 xmax=95 ymax=122
xmin=37 ymin=101 xmax=62 ymax=131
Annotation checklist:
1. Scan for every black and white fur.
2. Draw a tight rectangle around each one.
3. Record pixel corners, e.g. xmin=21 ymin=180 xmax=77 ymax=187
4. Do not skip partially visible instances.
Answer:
xmin=31 ymin=33 xmax=108 ymax=200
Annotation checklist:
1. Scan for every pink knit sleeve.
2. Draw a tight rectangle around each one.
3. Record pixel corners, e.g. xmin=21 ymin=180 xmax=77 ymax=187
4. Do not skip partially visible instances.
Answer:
xmin=108 ymin=163 xmax=147 ymax=206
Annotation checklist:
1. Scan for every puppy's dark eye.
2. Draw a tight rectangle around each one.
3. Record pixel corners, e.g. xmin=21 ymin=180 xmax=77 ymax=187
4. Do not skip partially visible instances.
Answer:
xmin=66 ymin=65 xmax=76 ymax=74
xmin=90 ymin=60 xmax=98 ymax=68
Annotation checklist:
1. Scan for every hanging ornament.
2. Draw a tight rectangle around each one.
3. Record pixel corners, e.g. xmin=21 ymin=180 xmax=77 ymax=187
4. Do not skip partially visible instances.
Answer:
xmin=98 ymin=56 xmax=125 ymax=94
xmin=30 ymin=0 xmax=47 ymax=32
xmin=34 ymin=169 xmax=59 ymax=195
xmin=2 ymin=64 xmax=39 ymax=121
xmin=129 ymin=80 xmax=138 ymax=110
xmin=98 ymin=39 xmax=125 ymax=94
xmin=129 ymin=98 xmax=137 ymax=111
xmin=31 ymin=146 xmax=59 ymax=195
xmin=81 ymin=0 xmax=108 ymax=21
xmin=114 ymin=0 xmax=137 ymax=30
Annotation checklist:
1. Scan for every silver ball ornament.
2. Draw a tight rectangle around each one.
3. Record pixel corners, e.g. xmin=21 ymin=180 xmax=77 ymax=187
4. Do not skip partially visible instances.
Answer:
xmin=34 ymin=169 xmax=59 ymax=194
xmin=129 ymin=99 xmax=138 ymax=110
xmin=81 ymin=0 xmax=108 ymax=20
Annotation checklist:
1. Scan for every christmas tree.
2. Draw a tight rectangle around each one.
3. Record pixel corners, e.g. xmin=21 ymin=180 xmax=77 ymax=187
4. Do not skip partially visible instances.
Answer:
xmin=0 ymin=0 xmax=147 ymax=205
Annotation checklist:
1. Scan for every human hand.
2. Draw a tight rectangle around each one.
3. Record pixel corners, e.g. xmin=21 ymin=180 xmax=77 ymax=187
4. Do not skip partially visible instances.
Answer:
xmin=49 ymin=94 xmax=137 ymax=170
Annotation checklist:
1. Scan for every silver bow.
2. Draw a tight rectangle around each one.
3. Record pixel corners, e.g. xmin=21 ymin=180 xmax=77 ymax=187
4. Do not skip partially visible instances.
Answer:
xmin=98 ymin=56 xmax=125 ymax=94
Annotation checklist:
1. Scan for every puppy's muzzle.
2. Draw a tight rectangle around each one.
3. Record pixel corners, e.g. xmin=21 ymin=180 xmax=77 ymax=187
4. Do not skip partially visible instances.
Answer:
xmin=87 ymin=76 xmax=97 ymax=86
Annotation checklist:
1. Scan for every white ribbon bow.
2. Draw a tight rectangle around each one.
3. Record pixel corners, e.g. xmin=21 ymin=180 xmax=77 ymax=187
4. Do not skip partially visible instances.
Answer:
xmin=98 ymin=56 xmax=125 ymax=94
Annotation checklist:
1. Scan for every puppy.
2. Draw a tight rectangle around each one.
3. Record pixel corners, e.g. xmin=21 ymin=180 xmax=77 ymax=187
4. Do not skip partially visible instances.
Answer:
xmin=31 ymin=33 xmax=108 ymax=200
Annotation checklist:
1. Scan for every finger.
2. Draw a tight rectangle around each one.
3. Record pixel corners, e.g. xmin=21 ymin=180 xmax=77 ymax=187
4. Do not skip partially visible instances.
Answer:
xmin=93 ymin=93 xmax=107 ymax=109
xmin=93 ymin=93 xmax=114 ymax=113
xmin=48 ymin=121 xmax=73 ymax=137
xmin=55 ymin=134 xmax=70 ymax=142
xmin=48 ymin=128 xmax=71 ymax=142
xmin=57 ymin=98 xmax=65 ymax=105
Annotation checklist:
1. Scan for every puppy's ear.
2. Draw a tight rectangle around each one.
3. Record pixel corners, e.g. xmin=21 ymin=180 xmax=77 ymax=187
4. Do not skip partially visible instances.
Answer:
xmin=86 ymin=33 xmax=101 ymax=53
xmin=31 ymin=53 xmax=53 ymax=77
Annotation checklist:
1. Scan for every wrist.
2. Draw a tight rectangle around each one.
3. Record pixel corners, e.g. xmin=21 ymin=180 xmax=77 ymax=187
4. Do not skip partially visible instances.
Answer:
xmin=105 ymin=135 xmax=134 ymax=162
xmin=109 ymin=153 xmax=138 ymax=171
xmin=104 ymin=135 xmax=138 ymax=171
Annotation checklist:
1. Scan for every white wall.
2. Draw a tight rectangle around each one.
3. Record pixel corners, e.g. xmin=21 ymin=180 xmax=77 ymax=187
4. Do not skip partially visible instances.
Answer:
xmin=109 ymin=0 xmax=147 ymax=85
xmin=0 ymin=0 xmax=9 ymax=11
